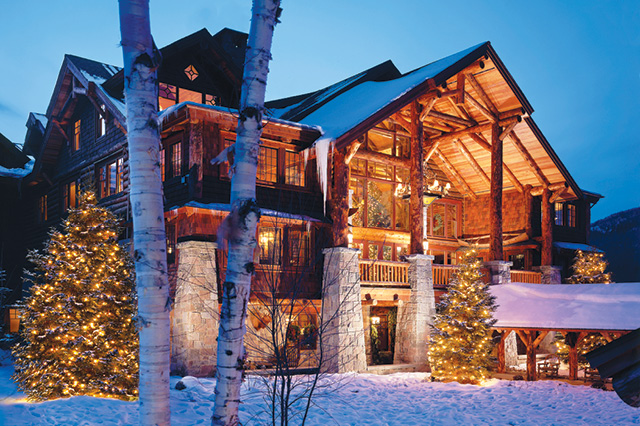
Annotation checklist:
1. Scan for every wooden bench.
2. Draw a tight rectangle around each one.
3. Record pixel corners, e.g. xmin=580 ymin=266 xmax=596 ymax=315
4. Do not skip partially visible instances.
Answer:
xmin=583 ymin=366 xmax=601 ymax=381
xmin=537 ymin=354 xmax=560 ymax=378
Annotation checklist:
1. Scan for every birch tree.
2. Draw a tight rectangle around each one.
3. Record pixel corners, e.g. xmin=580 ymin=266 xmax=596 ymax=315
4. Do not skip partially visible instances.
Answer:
xmin=118 ymin=1 xmax=171 ymax=425
xmin=212 ymin=1 xmax=282 ymax=424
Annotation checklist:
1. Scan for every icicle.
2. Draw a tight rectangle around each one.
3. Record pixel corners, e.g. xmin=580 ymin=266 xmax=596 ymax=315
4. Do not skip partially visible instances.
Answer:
xmin=313 ymin=137 xmax=333 ymax=215
xmin=303 ymin=147 xmax=309 ymax=169
xmin=306 ymin=220 xmax=311 ymax=234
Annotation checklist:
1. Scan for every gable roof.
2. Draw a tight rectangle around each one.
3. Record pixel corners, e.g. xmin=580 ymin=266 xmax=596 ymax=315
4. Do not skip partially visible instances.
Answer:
xmin=266 ymin=60 xmax=402 ymax=122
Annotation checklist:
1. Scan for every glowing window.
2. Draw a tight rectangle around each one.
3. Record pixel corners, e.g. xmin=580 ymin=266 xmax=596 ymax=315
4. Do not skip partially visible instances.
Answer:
xmin=205 ymin=94 xmax=217 ymax=106
xmin=178 ymin=87 xmax=202 ymax=103
xmin=258 ymin=146 xmax=278 ymax=183
xmin=554 ymin=203 xmax=564 ymax=226
xmin=567 ymin=204 xmax=576 ymax=227
xmin=159 ymin=83 xmax=177 ymax=111
xmin=62 ymin=181 xmax=78 ymax=212
xmin=259 ymin=227 xmax=281 ymax=265
xmin=72 ymin=120 xmax=81 ymax=151
xmin=98 ymin=157 xmax=125 ymax=198
xmin=284 ymin=151 xmax=305 ymax=187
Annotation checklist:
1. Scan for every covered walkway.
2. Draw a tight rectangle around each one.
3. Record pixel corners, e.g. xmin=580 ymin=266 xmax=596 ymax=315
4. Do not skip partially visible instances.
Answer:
xmin=490 ymin=283 xmax=640 ymax=381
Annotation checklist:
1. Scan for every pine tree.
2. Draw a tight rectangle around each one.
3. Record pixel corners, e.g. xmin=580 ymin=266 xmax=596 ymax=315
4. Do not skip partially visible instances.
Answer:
xmin=13 ymin=190 xmax=138 ymax=401
xmin=567 ymin=249 xmax=612 ymax=283
xmin=428 ymin=248 xmax=497 ymax=384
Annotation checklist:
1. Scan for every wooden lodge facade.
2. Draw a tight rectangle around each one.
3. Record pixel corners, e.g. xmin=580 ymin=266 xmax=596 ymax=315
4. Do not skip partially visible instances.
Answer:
xmin=1 ymin=28 xmax=605 ymax=374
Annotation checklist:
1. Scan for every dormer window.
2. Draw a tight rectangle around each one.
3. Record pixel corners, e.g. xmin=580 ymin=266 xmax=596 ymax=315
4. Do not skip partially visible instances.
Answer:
xmin=184 ymin=65 xmax=199 ymax=81
xmin=72 ymin=120 xmax=81 ymax=151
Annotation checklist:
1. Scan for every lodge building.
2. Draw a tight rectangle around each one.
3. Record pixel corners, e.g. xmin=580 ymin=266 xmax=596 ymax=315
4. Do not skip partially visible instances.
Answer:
xmin=0 ymin=28 xmax=604 ymax=375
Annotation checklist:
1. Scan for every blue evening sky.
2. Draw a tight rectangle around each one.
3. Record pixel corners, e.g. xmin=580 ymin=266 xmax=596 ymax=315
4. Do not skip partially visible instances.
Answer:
xmin=0 ymin=1 xmax=638 ymax=221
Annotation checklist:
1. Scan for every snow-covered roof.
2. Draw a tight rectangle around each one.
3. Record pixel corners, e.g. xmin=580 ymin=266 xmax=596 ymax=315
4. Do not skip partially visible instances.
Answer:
xmin=491 ymin=283 xmax=640 ymax=331
xmin=0 ymin=156 xmax=35 ymax=178
xmin=553 ymin=242 xmax=603 ymax=253
xmin=299 ymin=43 xmax=485 ymax=144
xmin=31 ymin=113 xmax=48 ymax=129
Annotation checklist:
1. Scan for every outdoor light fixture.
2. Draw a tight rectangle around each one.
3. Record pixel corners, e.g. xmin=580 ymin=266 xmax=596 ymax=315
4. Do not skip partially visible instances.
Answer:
xmin=395 ymin=161 xmax=450 ymax=207
xmin=371 ymin=316 xmax=380 ymax=325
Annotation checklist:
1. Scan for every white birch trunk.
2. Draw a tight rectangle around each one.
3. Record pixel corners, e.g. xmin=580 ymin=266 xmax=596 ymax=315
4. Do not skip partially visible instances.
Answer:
xmin=118 ymin=1 xmax=171 ymax=425
xmin=212 ymin=1 xmax=281 ymax=424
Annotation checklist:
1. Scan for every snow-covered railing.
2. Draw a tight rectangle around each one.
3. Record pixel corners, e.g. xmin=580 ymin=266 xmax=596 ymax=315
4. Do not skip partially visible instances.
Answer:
xmin=359 ymin=260 xmax=409 ymax=286
xmin=511 ymin=270 xmax=542 ymax=284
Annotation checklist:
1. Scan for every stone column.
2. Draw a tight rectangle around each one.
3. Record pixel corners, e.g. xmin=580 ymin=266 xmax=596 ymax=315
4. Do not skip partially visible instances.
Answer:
xmin=321 ymin=247 xmax=367 ymax=373
xmin=484 ymin=260 xmax=512 ymax=285
xmin=362 ymin=304 xmax=373 ymax=366
xmin=171 ymin=239 xmax=219 ymax=376
xmin=537 ymin=265 xmax=562 ymax=284
xmin=394 ymin=254 xmax=435 ymax=367
xmin=504 ymin=331 xmax=518 ymax=367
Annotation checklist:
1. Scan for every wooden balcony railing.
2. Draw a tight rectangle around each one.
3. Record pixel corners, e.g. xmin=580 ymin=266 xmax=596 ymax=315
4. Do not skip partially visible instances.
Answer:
xmin=433 ymin=265 xmax=458 ymax=287
xmin=511 ymin=270 xmax=542 ymax=284
xmin=359 ymin=260 xmax=409 ymax=286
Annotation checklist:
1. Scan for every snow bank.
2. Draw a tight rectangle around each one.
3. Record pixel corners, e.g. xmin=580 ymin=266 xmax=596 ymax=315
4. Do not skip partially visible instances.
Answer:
xmin=2 ymin=350 xmax=639 ymax=426
xmin=491 ymin=282 xmax=640 ymax=330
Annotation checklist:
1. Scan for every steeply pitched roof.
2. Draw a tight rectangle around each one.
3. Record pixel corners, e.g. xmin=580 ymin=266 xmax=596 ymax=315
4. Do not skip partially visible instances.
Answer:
xmin=294 ymin=42 xmax=488 ymax=147
xmin=0 ymin=133 xmax=29 ymax=169
xmin=266 ymin=60 xmax=401 ymax=122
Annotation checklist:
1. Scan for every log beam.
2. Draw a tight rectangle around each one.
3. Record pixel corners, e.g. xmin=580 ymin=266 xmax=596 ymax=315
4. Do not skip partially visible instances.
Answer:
xmin=354 ymin=150 xmax=409 ymax=168
xmin=427 ymin=115 xmax=521 ymax=145
xmin=451 ymin=138 xmax=490 ymax=187
xmin=418 ymin=97 xmax=438 ymax=122
xmin=467 ymin=132 xmax=523 ymax=193
xmin=425 ymin=110 xmax=475 ymax=128
xmin=465 ymin=91 xmax=497 ymax=123
xmin=52 ymin=119 xmax=70 ymax=143
xmin=456 ymin=73 xmax=465 ymax=105
xmin=331 ymin=149 xmax=350 ymax=247
xmin=424 ymin=140 xmax=440 ymax=163
xmin=508 ymin=131 xmax=550 ymax=187
xmin=541 ymin=187 xmax=553 ymax=265
xmin=344 ymin=140 xmax=362 ymax=164
xmin=410 ymin=102 xmax=425 ymax=254
xmin=433 ymin=148 xmax=476 ymax=199
xmin=489 ymin=122 xmax=503 ymax=261
xmin=465 ymin=72 xmax=499 ymax=116
xmin=530 ymin=182 xmax=567 ymax=197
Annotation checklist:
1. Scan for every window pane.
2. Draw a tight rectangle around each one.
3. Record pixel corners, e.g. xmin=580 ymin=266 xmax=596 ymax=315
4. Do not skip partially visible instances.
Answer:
xmin=220 ymin=138 xmax=234 ymax=177
xmin=117 ymin=158 xmax=124 ymax=193
xmin=554 ymin=203 xmax=564 ymax=226
xmin=288 ymin=229 xmax=309 ymax=265
xmin=368 ymin=129 xmax=393 ymax=155
xmin=73 ymin=120 xmax=81 ymax=151
xmin=382 ymin=245 xmax=392 ymax=261
xmin=351 ymin=158 xmax=366 ymax=176
xmin=368 ymin=244 xmax=379 ymax=260
xmin=205 ymin=94 xmax=217 ymax=106
xmin=108 ymin=162 xmax=117 ymax=195
xmin=259 ymin=227 xmax=281 ymax=265
xmin=70 ymin=181 xmax=77 ymax=208
xmin=446 ymin=204 xmax=457 ymax=238
xmin=99 ymin=166 xmax=107 ymax=198
xmin=395 ymin=194 xmax=409 ymax=231
xmin=367 ymin=162 xmax=393 ymax=180
xmin=284 ymin=151 xmax=305 ymax=186
xmin=258 ymin=146 xmax=278 ymax=183
xmin=367 ymin=181 xmax=393 ymax=228
xmin=159 ymin=83 xmax=177 ymax=111
xmin=568 ymin=204 xmax=576 ymax=227
xmin=432 ymin=203 xmax=445 ymax=237
xmin=349 ymin=178 xmax=365 ymax=227
xmin=179 ymin=87 xmax=202 ymax=103
xmin=171 ymin=143 xmax=182 ymax=178
xmin=395 ymin=135 xmax=410 ymax=158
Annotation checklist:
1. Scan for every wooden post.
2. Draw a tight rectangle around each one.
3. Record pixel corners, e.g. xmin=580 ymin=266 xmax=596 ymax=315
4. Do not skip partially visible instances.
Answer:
xmin=410 ymin=102 xmax=424 ymax=254
xmin=489 ymin=122 xmax=503 ymax=261
xmin=517 ymin=330 xmax=548 ymax=381
xmin=541 ymin=187 xmax=553 ymax=265
xmin=563 ymin=331 xmax=588 ymax=380
xmin=526 ymin=340 xmax=537 ymax=381
xmin=332 ymin=149 xmax=349 ymax=247
xmin=497 ymin=331 xmax=506 ymax=373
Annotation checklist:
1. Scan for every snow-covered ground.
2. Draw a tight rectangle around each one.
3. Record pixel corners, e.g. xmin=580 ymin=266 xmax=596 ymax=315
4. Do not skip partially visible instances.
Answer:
xmin=1 ymin=352 xmax=638 ymax=425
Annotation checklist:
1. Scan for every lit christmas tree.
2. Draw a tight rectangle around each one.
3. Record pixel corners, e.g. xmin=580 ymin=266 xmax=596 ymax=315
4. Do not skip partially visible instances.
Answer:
xmin=13 ymin=190 xmax=138 ymax=401
xmin=428 ymin=247 xmax=497 ymax=384
xmin=566 ymin=249 xmax=612 ymax=284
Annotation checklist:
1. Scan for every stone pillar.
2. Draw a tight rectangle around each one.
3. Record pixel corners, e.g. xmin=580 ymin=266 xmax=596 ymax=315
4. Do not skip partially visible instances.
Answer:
xmin=321 ymin=247 xmax=367 ymax=373
xmin=504 ymin=331 xmax=518 ymax=367
xmin=537 ymin=265 xmax=562 ymax=284
xmin=171 ymin=240 xmax=219 ymax=376
xmin=394 ymin=254 xmax=435 ymax=367
xmin=484 ymin=260 xmax=512 ymax=285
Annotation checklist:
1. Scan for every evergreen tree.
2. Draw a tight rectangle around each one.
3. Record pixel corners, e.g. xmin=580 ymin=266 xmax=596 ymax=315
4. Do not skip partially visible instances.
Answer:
xmin=567 ymin=249 xmax=612 ymax=283
xmin=13 ymin=190 xmax=138 ymax=401
xmin=428 ymin=248 xmax=497 ymax=384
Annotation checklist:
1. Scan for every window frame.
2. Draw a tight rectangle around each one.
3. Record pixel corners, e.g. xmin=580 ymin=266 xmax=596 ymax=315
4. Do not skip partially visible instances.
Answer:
xmin=61 ymin=180 xmax=79 ymax=213
xmin=97 ymin=156 xmax=125 ymax=199
xmin=71 ymin=119 xmax=81 ymax=151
